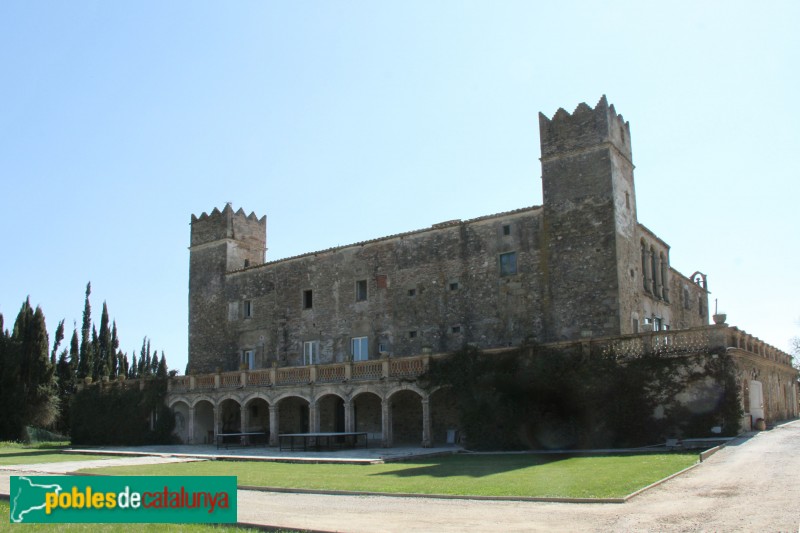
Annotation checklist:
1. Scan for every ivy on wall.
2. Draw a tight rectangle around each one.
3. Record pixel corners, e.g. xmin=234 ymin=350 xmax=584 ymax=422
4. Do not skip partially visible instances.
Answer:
xmin=422 ymin=346 xmax=741 ymax=450
xmin=70 ymin=379 xmax=176 ymax=445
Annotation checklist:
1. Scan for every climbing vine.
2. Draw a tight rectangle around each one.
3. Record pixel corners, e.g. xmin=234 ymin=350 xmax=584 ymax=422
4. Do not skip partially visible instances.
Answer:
xmin=422 ymin=345 xmax=741 ymax=450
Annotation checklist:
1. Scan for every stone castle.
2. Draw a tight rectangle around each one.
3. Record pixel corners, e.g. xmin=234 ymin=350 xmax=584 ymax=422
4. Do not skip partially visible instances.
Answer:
xmin=164 ymin=96 xmax=797 ymax=447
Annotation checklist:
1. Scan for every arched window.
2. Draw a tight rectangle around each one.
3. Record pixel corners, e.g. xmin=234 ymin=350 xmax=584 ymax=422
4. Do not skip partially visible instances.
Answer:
xmin=660 ymin=253 xmax=669 ymax=302
xmin=650 ymin=247 xmax=659 ymax=295
xmin=641 ymin=241 xmax=649 ymax=292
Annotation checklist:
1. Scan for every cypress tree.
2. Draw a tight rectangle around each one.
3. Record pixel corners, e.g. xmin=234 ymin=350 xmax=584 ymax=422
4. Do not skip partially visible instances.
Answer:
xmin=110 ymin=321 xmax=120 ymax=377
xmin=156 ymin=352 xmax=168 ymax=378
xmin=0 ymin=299 xmax=59 ymax=440
xmin=68 ymin=328 xmax=79 ymax=378
xmin=98 ymin=302 xmax=111 ymax=378
xmin=78 ymin=283 xmax=93 ymax=379
xmin=51 ymin=319 xmax=65 ymax=366
xmin=130 ymin=353 xmax=138 ymax=379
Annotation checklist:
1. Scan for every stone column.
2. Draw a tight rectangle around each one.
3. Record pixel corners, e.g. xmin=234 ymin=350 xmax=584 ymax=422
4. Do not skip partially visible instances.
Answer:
xmin=188 ymin=406 xmax=195 ymax=444
xmin=240 ymin=404 xmax=248 ymax=433
xmin=344 ymin=400 xmax=354 ymax=432
xmin=213 ymin=405 xmax=220 ymax=443
xmin=381 ymin=398 xmax=392 ymax=448
xmin=421 ymin=397 xmax=432 ymax=448
xmin=268 ymin=404 xmax=279 ymax=446
xmin=309 ymin=400 xmax=320 ymax=433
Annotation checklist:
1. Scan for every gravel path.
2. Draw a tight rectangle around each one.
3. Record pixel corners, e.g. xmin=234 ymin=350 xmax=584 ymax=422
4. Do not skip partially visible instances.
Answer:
xmin=2 ymin=421 xmax=798 ymax=531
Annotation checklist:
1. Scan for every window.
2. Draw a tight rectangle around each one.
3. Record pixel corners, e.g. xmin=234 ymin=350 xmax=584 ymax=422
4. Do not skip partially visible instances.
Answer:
xmin=451 ymin=325 xmax=461 ymax=334
xmin=499 ymin=252 xmax=517 ymax=276
xmin=243 ymin=300 xmax=252 ymax=318
xmin=351 ymin=336 xmax=368 ymax=361
xmin=449 ymin=282 xmax=459 ymax=291
xmin=660 ymin=253 xmax=669 ymax=301
xmin=376 ymin=274 xmax=388 ymax=289
xmin=242 ymin=350 xmax=255 ymax=370
xmin=303 ymin=290 xmax=313 ymax=309
xmin=408 ymin=288 xmax=416 ymax=297
xmin=303 ymin=341 xmax=319 ymax=365
xmin=355 ymin=280 xmax=368 ymax=301
xmin=502 ymin=224 xmax=511 ymax=236
xmin=641 ymin=241 xmax=649 ymax=292
xmin=408 ymin=330 xmax=417 ymax=339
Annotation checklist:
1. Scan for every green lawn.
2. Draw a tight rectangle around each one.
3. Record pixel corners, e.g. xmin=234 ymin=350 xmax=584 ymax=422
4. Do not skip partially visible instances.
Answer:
xmin=0 ymin=442 xmax=115 ymax=466
xmin=80 ymin=452 xmax=698 ymax=499
xmin=0 ymin=500 xmax=298 ymax=533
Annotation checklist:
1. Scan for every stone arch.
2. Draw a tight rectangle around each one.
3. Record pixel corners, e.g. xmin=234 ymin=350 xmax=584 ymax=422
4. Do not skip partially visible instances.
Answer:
xmin=389 ymin=388 xmax=424 ymax=445
xmin=272 ymin=390 xmax=312 ymax=404
xmin=170 ymin=399 xmax=191 ymax=444
xmin=241 ymin=392 xmax=273 ymax=408
xmin=352 ymin=390 xmax=382 ymax=439
xmin=243 ymin=395 xmax=270 ymax=437
xmin=168 ymin=395 xmax=191 ymax=408
xmin=219 ymin=397 xmax=242 ymax=434
xmin=192 ymin=399 xmax=215 ymax=444
xmin=277 ymin=395 xmax=310 ymax=434
xmin=190 ymin=395 xmax=218 ymax=409
xmin=311 ymin=389 xmax=347 ymax=404
xmin=385 ymin=383 xmax=427 ymax=401
xmin=317 ymin=393 xmax=346 ymax=433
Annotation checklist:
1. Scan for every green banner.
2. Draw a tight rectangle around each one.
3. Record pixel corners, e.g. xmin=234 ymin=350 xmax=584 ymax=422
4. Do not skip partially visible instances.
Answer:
xmin=9 ymin=476 xmax=237 ymax=523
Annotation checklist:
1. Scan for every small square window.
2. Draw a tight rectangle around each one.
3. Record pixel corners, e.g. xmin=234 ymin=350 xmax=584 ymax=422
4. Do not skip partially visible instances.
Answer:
xmin=502 ymin=224 xmax=511 ymax=236
xmin=303 ymin=290 xmax=313 ymax=309
xmin=451 ymin=326 xmax=461 ymax=334
xmin=408 ymin=288 xmax=416 ymax=297
xmin=409 ymin=331 xmax=417 ymax=339
xmin=356 ymin=280 xmax=368 ymax=301
xmin=499 ymin=252 xmax=517 ymax=276
xmin=376 ymin=274 xmax=388 ymax=289
xmin=449 ymin=282 xmax=459 ymax=291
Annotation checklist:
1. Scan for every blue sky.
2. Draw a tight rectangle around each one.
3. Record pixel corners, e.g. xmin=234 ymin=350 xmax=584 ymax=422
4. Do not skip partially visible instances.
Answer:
xmin=1 ymin=1 xmax=798 ymax=373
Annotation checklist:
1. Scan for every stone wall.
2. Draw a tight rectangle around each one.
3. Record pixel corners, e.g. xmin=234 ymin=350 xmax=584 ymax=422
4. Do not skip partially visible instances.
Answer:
xmin=188 ymin=97 xmax=710 ymax=372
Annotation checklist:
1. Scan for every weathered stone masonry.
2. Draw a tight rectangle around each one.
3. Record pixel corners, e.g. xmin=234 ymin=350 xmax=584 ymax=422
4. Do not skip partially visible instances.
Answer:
xmin=166 ymin=96 xmax=797 ymax=446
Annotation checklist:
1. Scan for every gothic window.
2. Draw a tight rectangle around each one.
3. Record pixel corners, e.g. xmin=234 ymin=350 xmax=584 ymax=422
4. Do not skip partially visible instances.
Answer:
xmin=499 ymin=251 xmax=517 ymax=276
xmin=650 ymin=247 xmax=658 ymax=295
xmin=683 ymin=286 xmax=691 ymax=309
xmin=660 ymin=253 xmax=669 ymax=302
xmin=303 ymin=341 xmax=319 ymax=365
xmin=641 ymin=241 xmax=650 ymax=292
xmin=351 ymin=336 xmax=369 ymax=361
xmin=355 ymin=280 xmax=368 ymax=301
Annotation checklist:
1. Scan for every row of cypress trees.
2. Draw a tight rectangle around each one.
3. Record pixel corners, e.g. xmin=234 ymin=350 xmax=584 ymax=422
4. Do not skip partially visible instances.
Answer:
xmin=0 ymin=283 xmax=170 ymax=441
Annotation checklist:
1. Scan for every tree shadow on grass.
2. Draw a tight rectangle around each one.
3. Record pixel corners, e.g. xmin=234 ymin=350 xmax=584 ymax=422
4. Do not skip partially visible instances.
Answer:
xmin=370 ymin=453 xmax=573 ymax=479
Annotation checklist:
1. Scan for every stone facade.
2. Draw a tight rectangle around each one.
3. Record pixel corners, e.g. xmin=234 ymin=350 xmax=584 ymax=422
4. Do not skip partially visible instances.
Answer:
xmin=188 ymin=96 xmax=709 ymax=375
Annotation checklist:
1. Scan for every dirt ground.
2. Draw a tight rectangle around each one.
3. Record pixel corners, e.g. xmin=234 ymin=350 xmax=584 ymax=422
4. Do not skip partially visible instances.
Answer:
xmin=2 ymin=421 xmax=799 ymax=532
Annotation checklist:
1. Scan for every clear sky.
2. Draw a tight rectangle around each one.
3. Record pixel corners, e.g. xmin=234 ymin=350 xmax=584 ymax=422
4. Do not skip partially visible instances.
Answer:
xmin=1 ymin=1 xmax=798 ymax=373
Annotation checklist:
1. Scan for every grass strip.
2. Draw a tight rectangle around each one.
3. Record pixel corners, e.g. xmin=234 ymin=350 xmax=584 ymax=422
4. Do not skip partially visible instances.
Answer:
xmin=80 ymin=452 xmax=698 ymax=499
xmin=0 ymin=443 xmax=116 ymax=466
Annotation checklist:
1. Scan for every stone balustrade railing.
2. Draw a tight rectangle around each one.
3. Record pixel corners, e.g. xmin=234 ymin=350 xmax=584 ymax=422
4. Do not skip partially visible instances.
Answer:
xmin=161 ymin=324 xmax=794 ymax=394
xmin=166 ymin=354 xmax=435 ymax=393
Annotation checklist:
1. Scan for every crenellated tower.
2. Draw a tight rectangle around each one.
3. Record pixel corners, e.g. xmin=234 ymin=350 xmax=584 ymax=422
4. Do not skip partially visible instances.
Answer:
xmin=539 ymin=96 xmax=639 ymax=340
xmin=188 ymin=204 xmax=267 ymax=373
